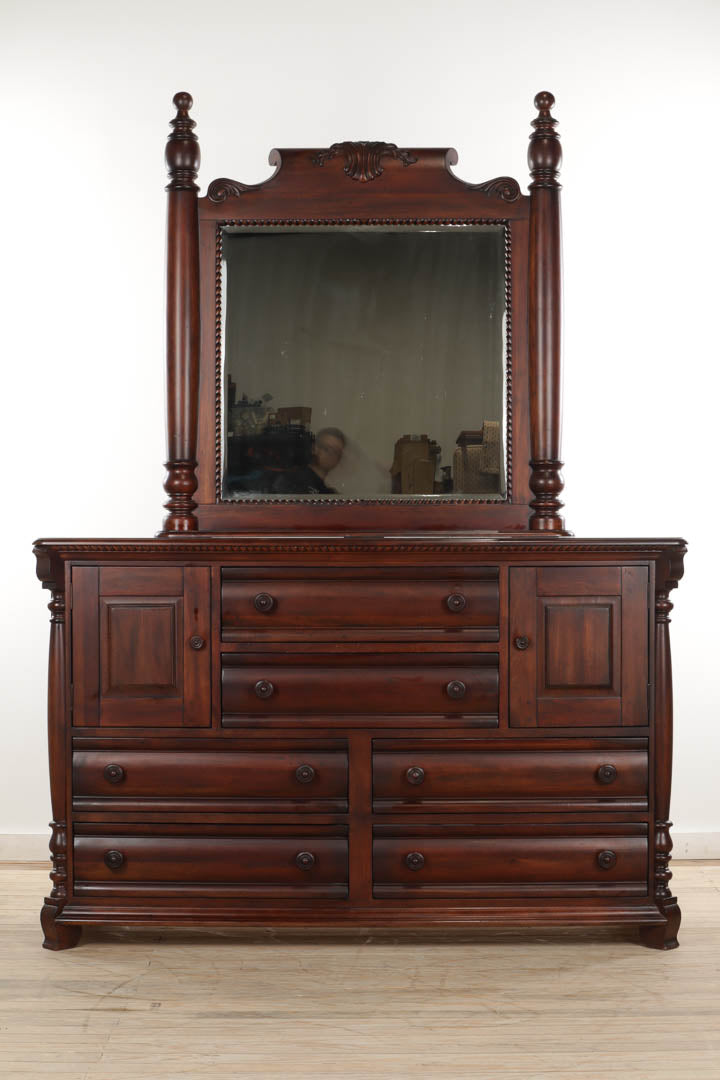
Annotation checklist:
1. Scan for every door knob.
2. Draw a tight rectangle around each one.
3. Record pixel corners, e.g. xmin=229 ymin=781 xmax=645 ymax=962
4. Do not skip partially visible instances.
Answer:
xmin=254 ymin=679 xmax=275 ymax=699
xmin=103 ymin=764 xmax=125 ymax=784
xmin=254 ymin=593 xmax=276 ymax=613
xmin=446 ymin=680 xmax=467 ymax=700
xmin=596 ymin=764 xmax=618 ymax=785
xmin=446 ymin=593 xmax=467 ymax=613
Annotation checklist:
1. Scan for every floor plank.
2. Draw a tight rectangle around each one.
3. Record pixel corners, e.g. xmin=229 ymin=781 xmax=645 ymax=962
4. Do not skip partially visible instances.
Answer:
xmin=1 ymin=862 xmax=719 ymax=1079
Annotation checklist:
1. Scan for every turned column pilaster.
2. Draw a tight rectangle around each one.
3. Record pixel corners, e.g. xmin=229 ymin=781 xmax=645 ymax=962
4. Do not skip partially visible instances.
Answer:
xmin=41 ymin=589 xmax=81 ymax=950
xmin=640 ymin=550 xmax=685 ymax=950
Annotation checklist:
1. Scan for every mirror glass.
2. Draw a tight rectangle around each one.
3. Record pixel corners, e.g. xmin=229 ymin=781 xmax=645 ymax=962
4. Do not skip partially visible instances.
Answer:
xmin=221 ymin=224 xmax=508 ymax=499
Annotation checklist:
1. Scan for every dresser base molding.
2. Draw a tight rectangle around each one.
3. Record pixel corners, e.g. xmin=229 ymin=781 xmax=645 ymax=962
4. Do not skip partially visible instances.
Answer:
xmin=50 ymin=899 xmax=669 ymax=951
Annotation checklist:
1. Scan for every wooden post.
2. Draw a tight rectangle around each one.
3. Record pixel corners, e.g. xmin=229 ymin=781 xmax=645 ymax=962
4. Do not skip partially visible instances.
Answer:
xmin=528 ymin=91 xmax=565 ymax=532
xmin=162 ymin=92 xmax=200 ymax=532
xmin=640 ymin=549 xmax=686 ymax=949
xmin=40 ymin=590 xmax=81 ymax=950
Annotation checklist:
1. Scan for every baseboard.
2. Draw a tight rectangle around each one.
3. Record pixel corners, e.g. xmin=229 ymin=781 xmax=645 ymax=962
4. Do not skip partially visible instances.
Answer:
xmin=2 ymin=832 xmax=719 ymax=862
xmin=671 ymin=833 xmax=720 ymax=860
xmin=0 ymin=835 xmax=50 ymax=861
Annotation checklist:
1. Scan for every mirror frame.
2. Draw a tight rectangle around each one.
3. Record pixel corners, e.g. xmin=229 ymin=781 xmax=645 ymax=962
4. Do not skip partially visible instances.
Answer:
xmin=217 ymin=220 xmax=513 ymax=507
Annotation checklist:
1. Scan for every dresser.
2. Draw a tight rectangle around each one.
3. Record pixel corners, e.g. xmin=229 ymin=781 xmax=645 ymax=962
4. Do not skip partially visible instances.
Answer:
xmin=34 ymin=92 xmax=686 ymax=950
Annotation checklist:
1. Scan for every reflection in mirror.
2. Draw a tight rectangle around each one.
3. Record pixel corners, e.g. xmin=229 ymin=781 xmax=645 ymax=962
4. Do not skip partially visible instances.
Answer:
xmin=221 ymin=225 xmax=508 ymax=500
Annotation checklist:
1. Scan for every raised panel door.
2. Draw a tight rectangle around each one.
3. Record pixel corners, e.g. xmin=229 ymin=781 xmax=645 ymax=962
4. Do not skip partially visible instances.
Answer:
xmin=509 ymin=565 xmax=649 ymax=727
xmin=71 ymin=565 xmax=211 ymax=727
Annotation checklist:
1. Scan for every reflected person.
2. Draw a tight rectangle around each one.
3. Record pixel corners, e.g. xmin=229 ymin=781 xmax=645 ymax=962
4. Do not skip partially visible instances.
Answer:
xmin=271 ymin=427 xmax=345 ymax=494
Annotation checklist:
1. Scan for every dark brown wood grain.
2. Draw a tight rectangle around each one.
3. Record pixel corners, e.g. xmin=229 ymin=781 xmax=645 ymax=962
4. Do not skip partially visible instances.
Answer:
xmin=372 ymin=748 xmax=648 ymax=813
xmin=221 ymin=570 xmax=500 ymax=641
xmin=31 ymin=82 xmax=688 ymax=951
xmin=163 ymin=92 xmax=200 ymax=532
xmin=41 ymin=588 xmax=82 ymax=951
xmin=373 ymin=832 xmax=648 ymax=897
xmin=73 ymin=749 xmax=348 ymax=812
xmin=190 ymin=95 xmax=536 ymax=533
xmin=640 ymin=557 xmax=683 ymax=949
xmin=528 ymin=92 xmax=564 ymax=532
xmin=221 ymin=652 xmax=499 ymax=720
xmin=508 ymin=565 xmax=649 ymax=728
xmin=74 ymin=833 xmax=349 ymax=898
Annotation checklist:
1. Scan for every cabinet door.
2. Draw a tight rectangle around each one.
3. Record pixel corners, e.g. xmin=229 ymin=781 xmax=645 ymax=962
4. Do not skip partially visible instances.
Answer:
xmin=509 ymin=566 xmax=648 ymax=728
xmin=71 ymin=566 xmax=211 ymax=727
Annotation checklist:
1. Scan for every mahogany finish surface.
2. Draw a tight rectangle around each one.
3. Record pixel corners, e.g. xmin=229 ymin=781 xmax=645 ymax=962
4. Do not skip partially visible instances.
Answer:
xmin=34 ymin=535 xmax=685 ymax=948
xmin=32 ymin=90 xmax=687 ymax=952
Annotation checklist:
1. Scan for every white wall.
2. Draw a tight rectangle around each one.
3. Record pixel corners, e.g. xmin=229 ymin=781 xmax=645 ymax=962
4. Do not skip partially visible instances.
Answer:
xmin=2 ymin=0 xmax=719 ymax=850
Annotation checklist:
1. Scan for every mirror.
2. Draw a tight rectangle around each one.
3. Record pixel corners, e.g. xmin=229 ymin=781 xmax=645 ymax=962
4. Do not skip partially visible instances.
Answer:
xmin=221 ymin=224 xmax=508 ymax=500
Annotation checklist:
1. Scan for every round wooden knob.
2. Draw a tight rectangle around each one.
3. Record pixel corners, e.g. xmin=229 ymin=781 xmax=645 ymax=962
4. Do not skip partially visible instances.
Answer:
xmin=254 ymin=679 xmax=275 ymax=699
xmin=596 ymin=764 xmax=618 ymax=785
xmin=514 ymin=635 xmax=530 ymax=650
xmin=446 ymin=593 xmax=467 ymax=613
xmin=295 ymin=851 xmax=315 ymax=870
xmin=254 ymin=592 xmax=276 ymax=614
xmin=295 ymin=764 xmax=316 ymax=784
xmin=597 ymin=850 xmax=617 ymax=871
xmin=405 ymin=851 xmax=425 ymax=871
xmin=103 ymin=764 xmax=125 ymax=784
xmin=189 ymin=635 xmax=205 ymax=650
xmin=446 ymin=679 xmax=467 ymax=700
xmin=103 ymin=850 xmax=125 ymax=870
xmin=405 ymin=766 xmax=425 ymax=786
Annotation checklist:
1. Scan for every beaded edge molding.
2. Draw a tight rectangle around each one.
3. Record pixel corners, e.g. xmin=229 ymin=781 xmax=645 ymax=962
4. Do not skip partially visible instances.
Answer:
xmin=34 ymin=540 xmax=687 ymax=557
xmin=213 ymin=218 xmax=513 ymax=505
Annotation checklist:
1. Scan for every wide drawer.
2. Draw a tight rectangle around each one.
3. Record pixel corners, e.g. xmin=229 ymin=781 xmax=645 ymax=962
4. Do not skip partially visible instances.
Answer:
xmin=72 ymin=749 xmax=348 ymax=812
xmin=74 ymin=832 xmax=349 ymax=898
xmin=221 ymin=568 xmax=499 ymax=641
xmin=372 ymin=742 xmax=648 ymax=813
xmin=373 ymin=826 xmax=648 ymax=898
xmin=222 ymin=652 xmax=499 ymax=724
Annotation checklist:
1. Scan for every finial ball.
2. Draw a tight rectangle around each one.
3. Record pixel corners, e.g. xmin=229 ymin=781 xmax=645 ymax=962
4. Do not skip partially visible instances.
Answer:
xmin=534 ymin=91 xmax=555 ymax=112
xmin=173 ymin=92 xmax=193 ymax=113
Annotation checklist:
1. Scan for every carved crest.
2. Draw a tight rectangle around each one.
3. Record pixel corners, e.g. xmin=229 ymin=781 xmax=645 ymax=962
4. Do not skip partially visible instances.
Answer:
xmin=312 ymin=141 xmax=418 ymax=182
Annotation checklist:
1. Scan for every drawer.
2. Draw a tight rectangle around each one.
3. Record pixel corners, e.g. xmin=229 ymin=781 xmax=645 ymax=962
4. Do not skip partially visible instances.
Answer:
xmin=74 ymin=831 xmax=349 ymax=898
xmin=221 ymin=568 xmax=499 ymax=641
xmin=72 ymin=749 xmax=348 ymax=812
xmin=222 ymin=652 xmax=499 ymax=725
xmin=373 ymin=826 xmax=648 ymax=898
xmin=372 ymin=742 xmax=648 ymax=813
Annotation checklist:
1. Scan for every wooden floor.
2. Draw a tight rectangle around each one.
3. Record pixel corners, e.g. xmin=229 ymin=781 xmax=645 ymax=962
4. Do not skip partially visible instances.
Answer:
xmin=1 ymin=863 xmax=719 ymax=1079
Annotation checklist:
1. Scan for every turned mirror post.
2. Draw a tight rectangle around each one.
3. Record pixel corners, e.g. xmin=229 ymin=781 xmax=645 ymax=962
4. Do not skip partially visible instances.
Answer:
xmin=163 ymin=91 xmax=201 ymax=532
xmin=528 ymin=91 xmax=564 ymax=532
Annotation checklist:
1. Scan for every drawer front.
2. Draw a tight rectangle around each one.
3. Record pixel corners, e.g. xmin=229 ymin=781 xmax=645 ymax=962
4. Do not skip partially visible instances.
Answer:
xmin=222 ymin=653 xmax=499 ymax=720
xmin=221 ymin=570 xmax=499 ymax=641
xmin=373 ymin=832 xmax=648 ymax=898
xmin=373 ymin=748 xmax=648 ymax=813
xmin=72 ymin=750 xmax=348 ymax=812
xmin=74 ymin=834 xmax=348 ymax=898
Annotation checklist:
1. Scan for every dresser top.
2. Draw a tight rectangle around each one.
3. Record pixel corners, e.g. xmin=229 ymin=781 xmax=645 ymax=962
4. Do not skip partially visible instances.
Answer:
xmin=33 ymin=534 xmax=687 ymax=592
